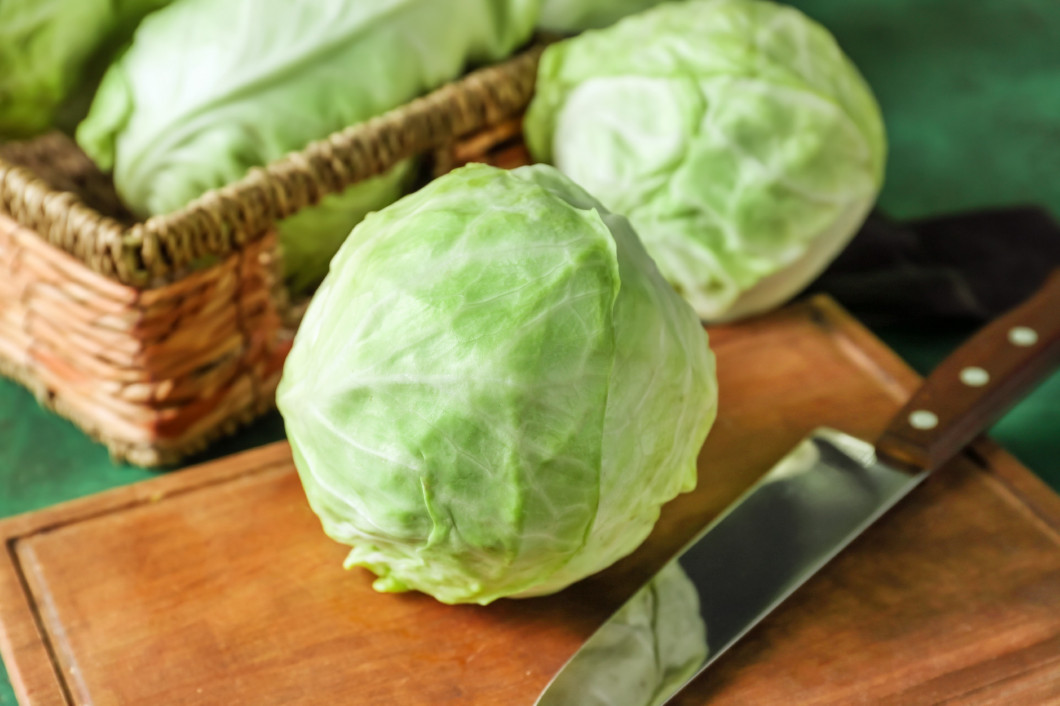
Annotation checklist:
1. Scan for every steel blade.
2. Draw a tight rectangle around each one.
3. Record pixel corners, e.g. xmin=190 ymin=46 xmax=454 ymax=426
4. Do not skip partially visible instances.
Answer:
xmin=535 ymin=428 xmax=927 ymax=706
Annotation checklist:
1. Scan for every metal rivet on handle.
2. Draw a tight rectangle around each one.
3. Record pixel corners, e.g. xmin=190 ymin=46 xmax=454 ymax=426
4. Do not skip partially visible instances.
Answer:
xmin=959 ymin=366 xmax=990 ymax=387
xmin=1009 ymin=326 xmax=1039 ymax=347
xmin=909 ymin=410 xmax=939 ymax=430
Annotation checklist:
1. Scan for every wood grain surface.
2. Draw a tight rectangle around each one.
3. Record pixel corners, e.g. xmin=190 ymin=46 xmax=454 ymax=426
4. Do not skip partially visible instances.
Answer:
xmin=1 ymin=296 xmax=1059 ymax=705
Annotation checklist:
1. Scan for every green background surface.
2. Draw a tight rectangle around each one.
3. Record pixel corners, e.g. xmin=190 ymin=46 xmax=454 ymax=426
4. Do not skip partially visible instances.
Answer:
xmin=1 ymin=0 xmax=1059 ymax=702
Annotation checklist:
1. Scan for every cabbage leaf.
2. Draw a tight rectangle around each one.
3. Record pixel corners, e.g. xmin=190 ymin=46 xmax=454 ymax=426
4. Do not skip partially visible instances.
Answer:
xmin=77 ymin=0 xmax=538 ymax=291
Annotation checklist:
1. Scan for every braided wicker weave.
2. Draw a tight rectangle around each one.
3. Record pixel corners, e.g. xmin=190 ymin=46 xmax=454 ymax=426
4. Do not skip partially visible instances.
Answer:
xmin=0 ymin=46 xmax=542 ymax=467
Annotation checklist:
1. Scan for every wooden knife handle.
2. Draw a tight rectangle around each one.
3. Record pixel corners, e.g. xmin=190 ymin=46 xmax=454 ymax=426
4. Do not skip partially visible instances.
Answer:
xmin=875 ymin=269 xmax=1060 ymax=473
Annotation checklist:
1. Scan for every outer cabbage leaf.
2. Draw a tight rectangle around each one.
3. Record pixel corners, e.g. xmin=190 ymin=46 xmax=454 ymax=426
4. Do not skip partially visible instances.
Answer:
xmin=277 ymin=163 xmax=717 ymax=604
xmin=0 ymin=0 xmax=173 ymax=138
xmin=538 ymin=0 xmax=671 ymax=33
xmin=76 ymin=0 xmax=538 ymax=291
xmin=525 ymin=0 xmax=887 ymax=322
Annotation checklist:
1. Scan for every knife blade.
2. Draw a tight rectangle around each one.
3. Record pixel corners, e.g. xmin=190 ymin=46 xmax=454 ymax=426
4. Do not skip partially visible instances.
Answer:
xmin=535 ymin=270 xmax=1060 ymax=706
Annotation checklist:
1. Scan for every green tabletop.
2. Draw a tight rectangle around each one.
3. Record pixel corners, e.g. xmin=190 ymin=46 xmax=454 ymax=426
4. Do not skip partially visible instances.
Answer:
xmin=2 ymin=1 xmax=1059 ymax=702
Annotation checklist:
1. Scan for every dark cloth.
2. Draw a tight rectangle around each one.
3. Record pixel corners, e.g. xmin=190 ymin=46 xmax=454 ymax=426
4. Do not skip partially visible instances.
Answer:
xmin=805 ymin=207 xmax=1060 ymax=327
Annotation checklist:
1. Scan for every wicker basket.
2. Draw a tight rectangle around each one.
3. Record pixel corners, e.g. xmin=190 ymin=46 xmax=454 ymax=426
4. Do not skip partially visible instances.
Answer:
xmin=0 ymin=46 xmax=543 ymax=467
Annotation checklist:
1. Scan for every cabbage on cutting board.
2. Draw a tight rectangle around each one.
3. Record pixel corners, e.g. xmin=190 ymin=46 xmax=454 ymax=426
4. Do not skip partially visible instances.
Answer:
xmin=278 ymin=164 xmax=718 ymax=605
xmin=77 ymin=0 xmax=538 ymax=292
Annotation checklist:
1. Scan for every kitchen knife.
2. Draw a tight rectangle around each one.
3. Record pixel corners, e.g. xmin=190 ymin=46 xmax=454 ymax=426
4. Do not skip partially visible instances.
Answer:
xmin=536 ymin=270 xmax=1060 ymax=706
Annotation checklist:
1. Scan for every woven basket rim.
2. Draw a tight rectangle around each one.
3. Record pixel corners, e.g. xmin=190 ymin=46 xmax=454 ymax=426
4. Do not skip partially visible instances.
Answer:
xmin=0 ymin=44 xmax=543 ymax=288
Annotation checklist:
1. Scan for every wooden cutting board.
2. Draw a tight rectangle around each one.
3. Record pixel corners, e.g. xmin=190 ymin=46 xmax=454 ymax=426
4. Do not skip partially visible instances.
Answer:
xmin=2 ymin=296 xmax=1059 ymax=705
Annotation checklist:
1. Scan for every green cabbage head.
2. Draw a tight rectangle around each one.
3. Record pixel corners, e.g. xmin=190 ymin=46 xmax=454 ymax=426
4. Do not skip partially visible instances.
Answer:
xmin=76 ymin=0 xmax=538 ymax=292
xmin=525 ymin=0 xmax=887 ymax=322
xmin=277 ymin=163 xmax=718 ymax=604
